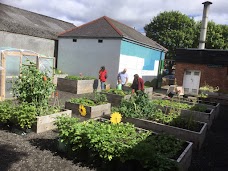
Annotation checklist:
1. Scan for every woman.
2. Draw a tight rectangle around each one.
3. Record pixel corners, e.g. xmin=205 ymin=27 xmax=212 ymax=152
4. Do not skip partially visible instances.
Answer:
xmin=99 ymin=66 xmax=107 ymax=90
xmin=131 ymin=74 xmax=144 ymax=94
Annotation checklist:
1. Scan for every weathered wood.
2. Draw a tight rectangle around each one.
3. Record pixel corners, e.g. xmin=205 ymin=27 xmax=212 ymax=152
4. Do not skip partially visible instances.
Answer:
xmin=180 ymin=108 xmax=215 ymax=129
xmin=123 ymin=117 xmax=207 ymax=150
xmin=65 ymin=101 xmax=111 ymax=118
xmin=175 ymin=142 xmax=193 ymax=171
xmin=144 ymin=87 xmax=153 ymax=99
xmin=34 ymin=109 xmax=72 ymax=133
xmin=57 ymin=78 xmax=100 ymax=94
xmin=53 ymin=74 xmax=68 ymax=85
xmin=100 ymin=92 xmax=131 ymax=107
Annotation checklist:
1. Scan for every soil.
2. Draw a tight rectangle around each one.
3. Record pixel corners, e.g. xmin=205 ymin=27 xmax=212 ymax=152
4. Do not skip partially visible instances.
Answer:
xmin=0 ymin=90 xmax=228 ymax=171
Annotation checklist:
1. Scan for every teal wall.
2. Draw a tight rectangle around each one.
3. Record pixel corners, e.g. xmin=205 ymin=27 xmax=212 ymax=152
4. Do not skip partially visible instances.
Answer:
xmin=120 ymin=40 xmax=165 ymax=70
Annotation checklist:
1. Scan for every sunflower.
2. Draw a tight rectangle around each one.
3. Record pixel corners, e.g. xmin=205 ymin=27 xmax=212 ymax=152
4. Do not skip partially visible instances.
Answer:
xmin=110 ymin=112 xmax=122 ymax=124
xmin=79 ymin=105 xmax=86 ymax=116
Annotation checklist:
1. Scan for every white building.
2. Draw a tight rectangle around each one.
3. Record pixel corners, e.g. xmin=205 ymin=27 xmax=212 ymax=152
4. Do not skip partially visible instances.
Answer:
xmin=58 ymin=16 xmax=167 ymax=88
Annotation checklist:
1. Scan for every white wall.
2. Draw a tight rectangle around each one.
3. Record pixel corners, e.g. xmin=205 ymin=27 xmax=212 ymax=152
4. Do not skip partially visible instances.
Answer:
xmin=0 ymin=31 xmax=55 ymax=57
xmin=119 ymin=54 xmax=159 ymax=83
xmin=58 ymin=38 xmax=121 ymax=88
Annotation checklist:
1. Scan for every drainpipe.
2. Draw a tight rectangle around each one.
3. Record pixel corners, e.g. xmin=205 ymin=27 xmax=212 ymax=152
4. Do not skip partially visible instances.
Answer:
xmin=156 ymin=51 xmax=164 ymax=88
xmin=198 ymin=1 xmax=212 ymax=49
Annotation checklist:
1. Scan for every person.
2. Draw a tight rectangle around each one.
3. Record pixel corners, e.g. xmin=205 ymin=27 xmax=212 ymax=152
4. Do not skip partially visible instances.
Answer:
xmin=117 ymin=68 xmax=128 ymax=90
xmin=116 ymin=80 xmax=122 ymax=90
xmin=99 ymin=66 xmax=107 ymax=90
xmin=131 ymin=74 xmax=144 ymax=94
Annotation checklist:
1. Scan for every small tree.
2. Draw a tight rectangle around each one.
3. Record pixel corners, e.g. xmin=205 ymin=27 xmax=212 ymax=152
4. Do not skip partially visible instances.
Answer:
xmin=12 ymin=61 xmax=56 ymax=114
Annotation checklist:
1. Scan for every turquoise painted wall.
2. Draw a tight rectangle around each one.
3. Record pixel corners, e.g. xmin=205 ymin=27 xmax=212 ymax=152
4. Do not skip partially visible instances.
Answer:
xmin=120 ymin=40 xmax=165 ymax=70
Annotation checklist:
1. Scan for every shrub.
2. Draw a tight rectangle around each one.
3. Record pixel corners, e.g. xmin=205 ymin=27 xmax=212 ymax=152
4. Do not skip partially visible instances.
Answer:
xmin=12 ymin=61 xmax=56 ymax=113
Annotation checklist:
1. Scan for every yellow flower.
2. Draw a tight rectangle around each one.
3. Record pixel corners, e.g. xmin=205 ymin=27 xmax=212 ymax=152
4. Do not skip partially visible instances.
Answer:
xmin=79 ymin=105 xmax=86 ymax=116
xmin=110 ymin=112 xmax=122 ymax=124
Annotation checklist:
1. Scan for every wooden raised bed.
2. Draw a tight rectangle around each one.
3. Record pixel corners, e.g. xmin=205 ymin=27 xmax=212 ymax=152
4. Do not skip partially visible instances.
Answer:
xmin=53 ymin=74 xmax=68 ymax=85
xmin=122 ymin=117 xmax=207 ymax=150
xmin=65 ymin=101 xmax=111 ymax=118
xmin=100 ymin=92 xmax=131 ymax=107
xmin=175 ymin=141 xmax=193 ymax=171
xmin=33 ymin=109 xmax=72 ymax=133
xmin=57 ymin=78 xmax=100 ymax=94
xmin=144 ymin=87 xmax=153 ymax=99
xmin=179 ymin=108 xmax=215 ymax=129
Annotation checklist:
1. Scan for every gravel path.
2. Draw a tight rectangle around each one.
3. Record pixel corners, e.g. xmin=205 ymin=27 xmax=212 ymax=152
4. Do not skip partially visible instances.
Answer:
xmin=0 ymin=129 xmax=96 ymax=171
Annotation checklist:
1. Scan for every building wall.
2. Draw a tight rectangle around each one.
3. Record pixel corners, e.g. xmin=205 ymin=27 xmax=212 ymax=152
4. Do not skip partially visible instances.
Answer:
xmin=175 ymin=62 xmax=228 ymax=92
xmin=0 ymin=31 xmax=55 ymax=57
xmin=119 ymin=40 xmax=165 ymax=83
xmin=57 ymin=38 xmax=121 ymax=88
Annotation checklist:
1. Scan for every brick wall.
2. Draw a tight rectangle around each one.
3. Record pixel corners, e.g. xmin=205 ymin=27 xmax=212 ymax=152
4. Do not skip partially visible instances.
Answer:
xmin=175 ymin=62 xmax=228 ymax=92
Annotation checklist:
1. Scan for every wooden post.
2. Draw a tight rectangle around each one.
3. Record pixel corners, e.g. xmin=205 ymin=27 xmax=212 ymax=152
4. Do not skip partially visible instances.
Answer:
xmin=1 ymin=52 xmax=6 ymax=100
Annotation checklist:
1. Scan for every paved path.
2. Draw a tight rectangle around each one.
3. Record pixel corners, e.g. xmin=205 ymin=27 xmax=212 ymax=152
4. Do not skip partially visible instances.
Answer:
xmin=189 ymin=104 xmax=228 ymax=171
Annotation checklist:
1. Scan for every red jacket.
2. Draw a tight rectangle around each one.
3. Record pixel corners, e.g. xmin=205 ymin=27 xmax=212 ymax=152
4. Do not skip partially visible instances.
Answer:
xmin=131 ymin=77 xmax=144 ymax=91
xmin=137 ymin=77 xmax=144 ymax=90
xmin=99 ymin=70 xmax=107 ymax=82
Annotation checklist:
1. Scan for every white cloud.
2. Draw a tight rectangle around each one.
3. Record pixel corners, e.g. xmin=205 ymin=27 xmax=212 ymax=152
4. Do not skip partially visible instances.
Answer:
xmin=1 ymin=0 xmax=228 ymax=31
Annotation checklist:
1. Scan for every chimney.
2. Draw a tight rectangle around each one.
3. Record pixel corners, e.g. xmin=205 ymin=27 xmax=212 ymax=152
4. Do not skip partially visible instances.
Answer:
xmin=198 ymin=1 xmax=212 ymax=49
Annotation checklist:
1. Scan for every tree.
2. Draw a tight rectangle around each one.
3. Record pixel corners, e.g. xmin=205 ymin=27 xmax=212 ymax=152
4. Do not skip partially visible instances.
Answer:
xmin=144 ymin=11 xmax=196 ymax=58
xmin=194 ymin=21 xmax=228 ymax=49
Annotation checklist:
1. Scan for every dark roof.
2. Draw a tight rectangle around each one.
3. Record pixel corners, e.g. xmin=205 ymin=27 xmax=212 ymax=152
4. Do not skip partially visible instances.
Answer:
xmin=59 ymin=16 xmax=167 ymax=51
xmin=175 ymin=48 xmax=228 ymax=66
xmin=0 ymin=3 xmax=75 ymax=40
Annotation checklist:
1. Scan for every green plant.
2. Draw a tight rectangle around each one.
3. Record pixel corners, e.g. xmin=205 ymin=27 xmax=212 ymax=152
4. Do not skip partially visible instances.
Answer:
xmin=199 ymin=83 xmax=219 ymax=92
xmin=11 ymin=102 xmax=37 ymax=129
xmin=55 ymin=116 xmax=184 ymax=171
xmin=69 ymin=97 xmax=96 ymax=106
xmin=66 ymin=75 xmax=96 ymax=80
xmin=103 ymin=89 xmax=130 ymax=96
xmin=0 ymin=100 xmax=15 ymax=123
xmin=93 ymin=92 xmax=108 ymax=105
xmin=12 ymin=61 xmax=56 ymax=114
xmin=69 ymin=93 xmax=107 ymax=106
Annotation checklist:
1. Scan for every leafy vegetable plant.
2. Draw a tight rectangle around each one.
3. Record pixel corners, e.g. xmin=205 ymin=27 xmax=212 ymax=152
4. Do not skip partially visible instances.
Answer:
xmin=66 ymin=75 xmax=96 ymax=80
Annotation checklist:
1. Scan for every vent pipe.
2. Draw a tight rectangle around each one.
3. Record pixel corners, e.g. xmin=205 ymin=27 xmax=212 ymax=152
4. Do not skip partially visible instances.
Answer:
xmin=198 ymin=1 xmax=212 ymax=49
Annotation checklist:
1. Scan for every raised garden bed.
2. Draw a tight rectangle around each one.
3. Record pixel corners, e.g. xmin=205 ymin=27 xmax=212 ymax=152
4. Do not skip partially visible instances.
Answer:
xmin=144 ymin=87 xmax=153 ymax=99
xmin=56 ymin=117 xmax=193 ymax=171
xmin=152 ymin=99 xmax=217 ymax=129
xmin=122 ymin=117 xmax=207 ymax=150
xmin=101 ymin=89 xmax=131 ymax=107
xmin=53 ymin=74 xmax=68 ymax=85
xmin=33 ymin=109 xmax=72 ymax=133
xmin=57 ymin=78 xmax=100 ymax=94
xmin=65 ymin=102 xmax=110 ymax=118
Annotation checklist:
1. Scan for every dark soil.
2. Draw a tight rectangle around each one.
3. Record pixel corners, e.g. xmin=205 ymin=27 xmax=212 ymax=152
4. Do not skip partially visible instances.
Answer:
xmin=0 ymin=90 xmax=228 ymax=171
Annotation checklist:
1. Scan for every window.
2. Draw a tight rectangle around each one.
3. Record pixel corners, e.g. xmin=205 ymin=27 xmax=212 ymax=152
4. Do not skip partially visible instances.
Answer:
xmin=184 ymin=88 xmax=189 ymax=93
xmin=192 ymin=89 xmax=197 ymax=94
xmin=73 ymin=39 xmax=77 ymax=42
xmin=194 ymin=71 xmax=200 ymax=76
xmin=98 ymin=39 xmax=103 ymax=43
xmin=185 ymin=71 xmax=191 ymax=75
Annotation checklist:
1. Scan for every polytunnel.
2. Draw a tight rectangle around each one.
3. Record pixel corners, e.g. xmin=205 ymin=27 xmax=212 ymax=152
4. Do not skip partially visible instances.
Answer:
xmin=0 ymin=47 xmax=55 ymax=100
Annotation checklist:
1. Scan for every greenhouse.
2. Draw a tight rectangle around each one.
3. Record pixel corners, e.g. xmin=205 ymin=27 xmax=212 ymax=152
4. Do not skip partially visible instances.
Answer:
xmin=0 ymin=47 xmax=55 ymax=99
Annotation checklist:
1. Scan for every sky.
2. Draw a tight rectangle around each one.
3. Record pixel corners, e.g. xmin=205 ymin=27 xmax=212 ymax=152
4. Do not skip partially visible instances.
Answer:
xmin=1 ymin=0 xmax=228 ymax=32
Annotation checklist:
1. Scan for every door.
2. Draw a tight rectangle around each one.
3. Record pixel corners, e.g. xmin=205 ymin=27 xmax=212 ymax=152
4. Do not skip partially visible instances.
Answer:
xmin=183 ymin=70 xmax=201 ymax=95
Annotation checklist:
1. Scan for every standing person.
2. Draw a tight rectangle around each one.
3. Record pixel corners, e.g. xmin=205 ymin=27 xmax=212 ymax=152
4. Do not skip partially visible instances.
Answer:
xmin=117 ymin=68 xmax=128 ymax=90
xmin=99 ymin=66 xmax=107 ymax=90
xmin=131 ymin=74 xmax=144 ymax=94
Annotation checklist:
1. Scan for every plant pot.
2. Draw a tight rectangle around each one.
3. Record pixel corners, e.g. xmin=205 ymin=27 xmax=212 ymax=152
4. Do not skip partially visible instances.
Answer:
xmin=33 ymin=109 xmax=72 ymax=133
xmin=65 ymin=101 xmax=111 ymax=118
